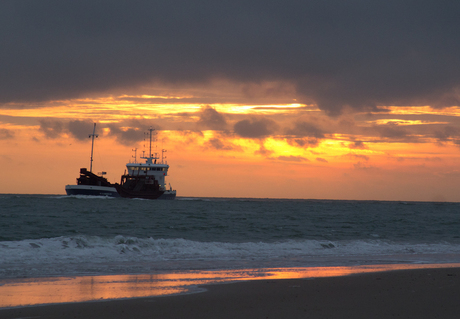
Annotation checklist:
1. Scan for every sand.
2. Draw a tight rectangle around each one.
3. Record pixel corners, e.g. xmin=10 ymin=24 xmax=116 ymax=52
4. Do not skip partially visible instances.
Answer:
xmin=1 ymin=267 xmax=459 ymax=319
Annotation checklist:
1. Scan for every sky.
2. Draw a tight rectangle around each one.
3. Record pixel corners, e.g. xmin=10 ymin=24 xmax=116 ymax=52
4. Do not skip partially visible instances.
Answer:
xmin=1 ymin=1 xmax=460 ymax=201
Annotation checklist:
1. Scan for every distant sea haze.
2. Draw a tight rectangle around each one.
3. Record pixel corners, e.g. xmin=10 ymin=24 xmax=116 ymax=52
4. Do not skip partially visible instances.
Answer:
xmin=1 ymin=195 xmax=460 ymax=279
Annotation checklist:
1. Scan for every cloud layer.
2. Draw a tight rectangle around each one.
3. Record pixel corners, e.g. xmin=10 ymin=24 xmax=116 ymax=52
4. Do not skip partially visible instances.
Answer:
xmin=2 ymin=1 xmax=460 ymax=113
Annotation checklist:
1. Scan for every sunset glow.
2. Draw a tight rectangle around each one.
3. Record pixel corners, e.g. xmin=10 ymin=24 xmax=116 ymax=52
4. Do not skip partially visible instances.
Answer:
xmin=1 ymin=94 xmax=460 ymax=201
xmin=1 ymin=2 xmax=460 ymax=201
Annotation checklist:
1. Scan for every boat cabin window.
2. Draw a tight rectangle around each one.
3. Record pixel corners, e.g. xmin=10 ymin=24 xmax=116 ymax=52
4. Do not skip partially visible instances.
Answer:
xmin=129 ymin=166 xmax=166 ymax=171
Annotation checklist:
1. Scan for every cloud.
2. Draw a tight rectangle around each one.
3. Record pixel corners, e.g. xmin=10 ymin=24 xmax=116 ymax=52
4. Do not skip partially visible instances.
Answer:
xmin=316 ymin=157 xmax=328 ymax=163
xmin=107 ymin=124 xmax=145 ymax=146
xmin=276 ymin=155 xmax=309 ymax=162
xmin=68 ymin=120 xmax=96 ymax=141
xmin=2 ymin=1 xmax=460 ymax=114
xmin=285 ymin=121 xmax=324 ymax=138
xmin=434 ymin=126 xmax=460 ymax=146
xmin=289 ymin=138 xmax=321 ymax=148
xmin=196 ymin=106 xmax=227 ymax=130
xmin=345 ymin=153 xmax=370 ymax=161
xmin=205 ymin=138 xmax=239 ymax=151
xmin=348 ymin=141 xmax=368 ymax=149
xmin=373 ymin=124 xmax=409 ymax=140
xmin=284 ymin=121 xmax=325 ymax=148
xmin=353 ymin=161 xmax=377 ymax=170
xmin=0 ymin=128 xmax=14 ymax=140
xmin=434 ymin=126 xmax=460 ymax=142
xmin=37 ymin=119 xmax=154 ymax=144
xmin=240 ymin=81 xmax=297 ymax=100
xmin=38 ymin=120 xmax=64 ymax=139
xmin=234 ymin=117 xmax=278 ymax=138
xmin=255 ymin=143 xmax=274 ymax=156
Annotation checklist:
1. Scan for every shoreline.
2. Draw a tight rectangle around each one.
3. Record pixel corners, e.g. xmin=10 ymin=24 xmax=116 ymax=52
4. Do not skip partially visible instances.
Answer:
xmin=1 ymin=263 xmax=460 ymax=309
xmin=1 ymin=267 xmax=459 ymax=319
xmin=1 ymin=265 xmax=460 ymax=318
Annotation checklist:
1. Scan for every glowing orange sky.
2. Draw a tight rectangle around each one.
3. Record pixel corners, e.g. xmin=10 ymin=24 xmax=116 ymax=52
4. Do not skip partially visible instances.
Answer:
xmin=1 ymin=1 xmax=460 ymax=201
xmin=1 ymin=88 xmax=460 ymax=201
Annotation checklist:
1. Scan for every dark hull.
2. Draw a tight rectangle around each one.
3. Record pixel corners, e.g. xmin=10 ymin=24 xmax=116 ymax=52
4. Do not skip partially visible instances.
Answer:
xmin=66 ymin=168 xmax=120 ymax=197
xmin=115 ymin=184 xmax=164 ymax=199
xmin=115 ymin=174 xmax=166 ymax=200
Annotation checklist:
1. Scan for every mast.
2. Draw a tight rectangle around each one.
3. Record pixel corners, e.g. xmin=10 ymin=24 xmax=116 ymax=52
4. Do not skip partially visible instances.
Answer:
xmin=89 ymin=123 xmax=98 ymax=173
xmin=162 ymin=149 xmax=167 ymax=164
xmin=149 ymin=128 xmax=153 ymax=158
xmin=132 ymin=148 xmax=138 ymax=163
xmin=141 ymin=128 xmax=157 ymax=164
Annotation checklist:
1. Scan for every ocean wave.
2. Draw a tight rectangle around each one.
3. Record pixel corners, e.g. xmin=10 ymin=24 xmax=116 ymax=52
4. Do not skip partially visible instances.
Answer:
xmin=0 ymin=236 xmax=460 ymax=265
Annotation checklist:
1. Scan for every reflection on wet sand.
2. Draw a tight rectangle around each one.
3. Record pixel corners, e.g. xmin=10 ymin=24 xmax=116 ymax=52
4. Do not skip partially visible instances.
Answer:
xmin=1 ymin=263 xmax=459 ymax=308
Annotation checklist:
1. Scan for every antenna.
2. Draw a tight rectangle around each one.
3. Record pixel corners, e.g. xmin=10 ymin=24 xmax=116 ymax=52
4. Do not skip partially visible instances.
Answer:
xmin=162 ymin=149 xmax=167 ymax=164
xmin=89 ymin=123 xmax=98 ymax=172
xmin=148 ymin=128 xmax=154 ymax=158
xmin=143 ymin=132 xmax=146 ymax=152
xmin=140 ymin=128 xmax=158 ymax=164
xmin=132 ymin=148 xmax=137 ymax=163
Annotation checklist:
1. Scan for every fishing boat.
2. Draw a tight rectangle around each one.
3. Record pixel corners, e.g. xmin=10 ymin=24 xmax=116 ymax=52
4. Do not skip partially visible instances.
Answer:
xmin=65 ymin=124 xmax=120 ymax=197
xmin=114 ymin=128 xmax=177 ymax=200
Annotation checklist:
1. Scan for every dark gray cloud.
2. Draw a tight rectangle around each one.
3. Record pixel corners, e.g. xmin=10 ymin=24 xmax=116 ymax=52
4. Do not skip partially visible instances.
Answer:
xmin=68 ymin=120 xmax=96 ymax=141
xmin=106 ymin=124 xmax=147 ymax=146
xmin=434 ymin=125 xmax=460 ymax=145
xmin=1 ymin=1 xmax=460 ymax=114
xmin=289 ymin=138 xmax=321 ymax=148
xmin=205 ymin=138 xmax=239 ymax=151
xmin=349 ymin=141 xmax=368 ymax=149
xmin=234 ymin=118 xmax=278 ymax=138
xmin=36 ymin=118 xmax=160 ymax=145
xmin=38 ymin=119 xmax=64 ymax=139
xmin=285 ymin=121 xmax=325 ymax=138
xmin=0 ymin=128 xmax=14 ymax=140
xmin=38 ymin=119 xmax=98 ymax=140
xmin=434 ymin=126 xmax=460 ymax=141
xmin=197 ymin=106 xmax=227 ymax=130
xmin=373 ymin=124 xmax=409 ymax=139
xmin=276 ymin=155 xmax=309 ymax=162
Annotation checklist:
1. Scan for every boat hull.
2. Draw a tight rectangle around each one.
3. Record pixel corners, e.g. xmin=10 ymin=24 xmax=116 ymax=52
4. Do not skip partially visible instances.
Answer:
xmin=66 ymin=185 xmax=175 ymax=199
xmin=114 ymin=184 xmax=164 ymax=199
xmin=65 ymin=185 xmax=120 ymax=197
xmin=158 ymin=190 xmax=177 ymax=200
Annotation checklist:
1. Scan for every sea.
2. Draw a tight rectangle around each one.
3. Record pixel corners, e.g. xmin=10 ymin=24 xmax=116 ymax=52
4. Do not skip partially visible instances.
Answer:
xmin=1 ymin=194 xmax=460 ymax=281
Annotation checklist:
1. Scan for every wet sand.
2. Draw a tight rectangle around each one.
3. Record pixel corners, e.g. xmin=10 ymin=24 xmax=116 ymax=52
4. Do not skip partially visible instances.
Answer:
xmin=1 ymin=267 xmax=459 ymax=319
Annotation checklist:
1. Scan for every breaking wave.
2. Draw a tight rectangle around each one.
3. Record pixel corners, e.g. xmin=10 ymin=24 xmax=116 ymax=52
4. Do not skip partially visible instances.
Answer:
xmin=2 ymin=235 xmax=460 ymax=278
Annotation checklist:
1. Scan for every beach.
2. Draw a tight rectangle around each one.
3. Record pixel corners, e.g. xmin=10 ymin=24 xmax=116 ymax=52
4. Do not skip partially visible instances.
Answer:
xmin=2 ymin=197 xmax=460 ymax=318
xmin=1 ymin=267 xmax=459 ymax=319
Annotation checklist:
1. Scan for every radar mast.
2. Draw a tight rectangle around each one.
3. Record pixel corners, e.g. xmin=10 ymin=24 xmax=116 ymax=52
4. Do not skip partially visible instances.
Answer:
xmin=89 ymin=123 xmax=98 ymax=172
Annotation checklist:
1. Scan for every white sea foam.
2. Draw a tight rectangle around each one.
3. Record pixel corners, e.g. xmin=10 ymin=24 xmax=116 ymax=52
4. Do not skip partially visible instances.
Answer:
xmin=1 ymin=236 xmax=460 ymax=279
